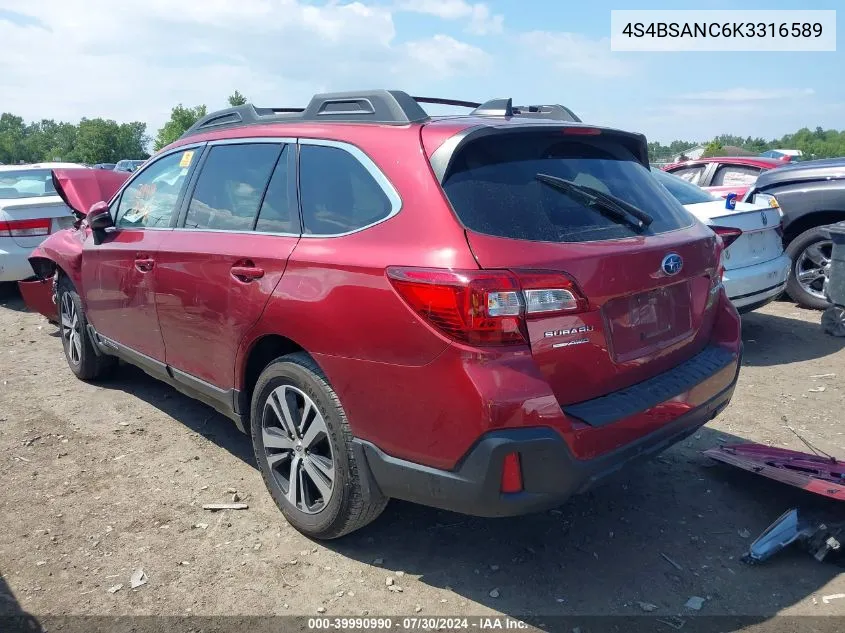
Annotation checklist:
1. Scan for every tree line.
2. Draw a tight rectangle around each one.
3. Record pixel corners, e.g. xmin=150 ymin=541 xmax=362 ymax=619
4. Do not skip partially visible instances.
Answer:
xmin=3 ymin=90 xmax=844 ymax=166
xmin=0 ymin=91 xmax=248 ymax=166
xmin=648 ymin=128 xmax=845 ymax=163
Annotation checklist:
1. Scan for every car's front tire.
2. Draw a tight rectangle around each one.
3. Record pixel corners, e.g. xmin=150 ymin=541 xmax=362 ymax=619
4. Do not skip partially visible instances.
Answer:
xmin=250 ymin=352 xmax=388 ymax=539
xmin=56 ymin=276 xmax=115 ymax=380
xmin=785 ymin=226 xmax=833 ymax=310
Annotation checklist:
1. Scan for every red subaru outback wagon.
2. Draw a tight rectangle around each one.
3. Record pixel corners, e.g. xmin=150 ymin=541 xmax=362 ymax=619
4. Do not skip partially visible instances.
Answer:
xmin=23 ymin=90 xmax=742 ymax=539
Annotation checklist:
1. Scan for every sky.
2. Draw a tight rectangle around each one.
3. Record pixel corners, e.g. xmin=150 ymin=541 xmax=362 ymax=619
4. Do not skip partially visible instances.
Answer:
xmin=0 ymin=0 xmax=842 ymax=144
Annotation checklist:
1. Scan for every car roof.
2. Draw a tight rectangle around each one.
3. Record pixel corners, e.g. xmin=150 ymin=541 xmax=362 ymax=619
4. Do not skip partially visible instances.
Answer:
xmin=665 ymin=156 xmax=784 ymax=170
xmin=755 ymin=157 xmax=845 ymax=188
xmin=0 ymin=162 xmax=85 ymax=172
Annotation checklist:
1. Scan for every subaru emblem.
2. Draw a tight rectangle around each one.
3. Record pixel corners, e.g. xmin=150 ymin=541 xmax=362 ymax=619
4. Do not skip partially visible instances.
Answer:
xmin=761 ymin=212 xmax=768 ymax=226
xmin=661 ymin=253 xmax=683 ymax=276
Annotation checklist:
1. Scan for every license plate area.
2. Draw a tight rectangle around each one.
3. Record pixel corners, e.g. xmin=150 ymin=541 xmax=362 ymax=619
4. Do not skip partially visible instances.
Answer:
xmin=603 ymin=281 xmax=693 ymax=363
xmin=746 ymin=230 xmax=765 ymax=256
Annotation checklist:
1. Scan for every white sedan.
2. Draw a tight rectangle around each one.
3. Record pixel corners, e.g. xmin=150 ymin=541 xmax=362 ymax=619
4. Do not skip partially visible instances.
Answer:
xmin=0 ymin=163 xmax=84 ymax=282
xmin=653 ymin=168 xmax=790 ymax=313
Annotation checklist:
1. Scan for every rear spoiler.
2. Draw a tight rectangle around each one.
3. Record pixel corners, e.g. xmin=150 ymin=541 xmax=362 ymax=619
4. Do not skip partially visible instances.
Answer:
xmin=427 ymin=124 xmax=651 ymax=183
xmin=51 ymin=168 xmax=131 ymax=217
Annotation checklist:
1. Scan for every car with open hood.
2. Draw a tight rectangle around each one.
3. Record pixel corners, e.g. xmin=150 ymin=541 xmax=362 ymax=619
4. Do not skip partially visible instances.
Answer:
xmin=0 ymin=163 xmax=108 ymax=283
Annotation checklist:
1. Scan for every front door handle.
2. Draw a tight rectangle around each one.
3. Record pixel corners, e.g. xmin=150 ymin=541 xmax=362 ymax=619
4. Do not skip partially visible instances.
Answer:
xmin=134 ymin=257 xmax=155 ymax=272
xmin=230 ymin=263 xmax=264 ymax=282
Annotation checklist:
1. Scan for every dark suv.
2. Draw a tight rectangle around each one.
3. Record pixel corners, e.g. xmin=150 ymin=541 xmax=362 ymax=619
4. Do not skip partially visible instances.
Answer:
xmin=743 ymin=158 xmax=845 ymax=309
xmin=23 ymin=90 xmax=742 ymax=539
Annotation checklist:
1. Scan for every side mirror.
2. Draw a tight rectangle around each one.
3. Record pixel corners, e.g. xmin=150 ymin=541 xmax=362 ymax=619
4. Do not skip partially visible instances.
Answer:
xmin=87 ymin=201 xmax=113 ymax=245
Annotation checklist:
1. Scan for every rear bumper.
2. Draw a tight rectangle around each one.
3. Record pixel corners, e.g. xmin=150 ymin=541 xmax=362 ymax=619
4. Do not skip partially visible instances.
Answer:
xmin=355 ymin=345 xmax=741 ymax=517
xmin=0 ymin=238 xmax=35 ymax=282
xmin=724 ymin=254 xmax=790 ymax=312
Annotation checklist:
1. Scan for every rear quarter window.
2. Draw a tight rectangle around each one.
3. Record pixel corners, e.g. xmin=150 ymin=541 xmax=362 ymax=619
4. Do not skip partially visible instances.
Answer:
xmin=441 ymin=133 xmax=694 ymax=243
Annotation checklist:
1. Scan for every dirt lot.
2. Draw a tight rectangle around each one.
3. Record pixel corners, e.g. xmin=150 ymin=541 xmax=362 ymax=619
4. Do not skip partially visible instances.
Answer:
xmin=1 ymin=285 xmax=843 ymax=629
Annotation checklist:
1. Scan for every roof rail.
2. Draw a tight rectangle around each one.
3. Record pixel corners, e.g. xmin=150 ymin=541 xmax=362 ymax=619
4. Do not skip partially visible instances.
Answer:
xmin=470 ymin=99 xmax=581 ymax=122
xmin=471 ymin=98 xmax=513 ymax=117
xmin=180 ymin=90 xmax=430 ymax=139
xmin=511 ymin=104 xmax=581 ymax=122
xmin=411 ymin=96 xmax=481 ymax=108
xmin=179 ymin=90 xmax=581 ymax=139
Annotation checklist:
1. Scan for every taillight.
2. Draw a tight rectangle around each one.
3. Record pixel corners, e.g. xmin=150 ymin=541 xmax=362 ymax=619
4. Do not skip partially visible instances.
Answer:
xmin=707 ymin=236 xmax=726 ymax=310
xmin=386 ymin=267 xmax=588 ymax=346
xmin=0 ymin=218 xmax=51 ymax=237
xmin=518 ymin=271 xmax=589 ymax=315
xmin=711 ymin=225 xmax=742 ymax=249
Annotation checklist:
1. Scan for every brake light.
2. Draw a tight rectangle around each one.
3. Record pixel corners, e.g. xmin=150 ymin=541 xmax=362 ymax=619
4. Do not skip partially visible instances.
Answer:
xmin=711 ymin=225 xmax=742 ymax=249
xmin=0 ymin=218 xmax=51 ymax=237
xmin=386 ymin=267 xmax=588 ymax=346
xmin=562 ymin=127 xmax=602 ymax=136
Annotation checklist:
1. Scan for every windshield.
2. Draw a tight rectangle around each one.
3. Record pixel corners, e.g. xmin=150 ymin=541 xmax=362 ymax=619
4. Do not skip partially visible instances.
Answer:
xmin=651 ymin=168 xmax=718 ymax=205
xmin=0 ymin=169 xmax=58 ymax=199
xmin=441 ymin=133 xmax=694 ymax=243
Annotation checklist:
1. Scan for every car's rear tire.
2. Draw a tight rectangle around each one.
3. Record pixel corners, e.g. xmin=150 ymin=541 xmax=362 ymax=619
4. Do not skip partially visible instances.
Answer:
xmin=785 ymin=226 xmax=833 ymax=310
xmin=250 ymin=352 xmax=388 ymax=539
xmin=56 ymin=276 xmax=115 ymax=380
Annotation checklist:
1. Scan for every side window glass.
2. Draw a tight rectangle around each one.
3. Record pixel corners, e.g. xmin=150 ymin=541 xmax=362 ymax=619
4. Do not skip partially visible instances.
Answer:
xmin=668 ymin=166 xmax=704 ymax=185
xmin=299 ymin=144 xmax=393 ymax=236
xmin=255 ymin=146 xmax=300 ymax=234
xmin=115 ymin=149 xmax=195 ymax=228
xmin=184 ymin=143 xmax=280 ymax=231
xmin=712 ymin=165 xmax=761 ymax=187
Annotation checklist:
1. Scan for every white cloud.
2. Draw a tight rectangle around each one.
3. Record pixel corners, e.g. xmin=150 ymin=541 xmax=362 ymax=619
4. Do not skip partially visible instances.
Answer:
xmin=403 ymin=35 xmax=491 ymax=78
xmin=517 ymin=31 xmax=634 ymax=78
xmin=0 ymin=0 xmax=490 ymax=135
xmin=466 ymin=4 xmax=503 ymax=36
xmin=397 ymin=0 xmax=503 ymax=35
xmin=677 ymin=88 xmax=816 ymax=101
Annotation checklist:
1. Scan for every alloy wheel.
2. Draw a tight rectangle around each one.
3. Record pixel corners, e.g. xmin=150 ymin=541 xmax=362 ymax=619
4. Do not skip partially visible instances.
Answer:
xmin=795 ymin=239 xmax=833 ymax=301
xmin=262 ymin=385 xmax=335 ymax=514
xmin=60 ymin=293 xmax=82 ymax=366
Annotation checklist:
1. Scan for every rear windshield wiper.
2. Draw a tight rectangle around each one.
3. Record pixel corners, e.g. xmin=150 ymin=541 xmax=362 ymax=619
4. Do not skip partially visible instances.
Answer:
xmin=535 ymin=173 xmax=654 ymax=230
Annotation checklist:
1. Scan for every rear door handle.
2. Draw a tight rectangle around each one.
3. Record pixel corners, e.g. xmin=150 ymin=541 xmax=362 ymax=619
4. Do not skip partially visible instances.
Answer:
xmin=230 ymin=264 xmax=264 ymax=282
xmin=135 ymin=256 xmax=155 ymax=272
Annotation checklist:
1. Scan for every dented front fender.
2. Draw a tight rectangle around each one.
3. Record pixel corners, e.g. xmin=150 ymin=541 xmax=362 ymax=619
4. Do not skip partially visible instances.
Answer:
xmin=28 ymin=226 xmax=87 ymax=286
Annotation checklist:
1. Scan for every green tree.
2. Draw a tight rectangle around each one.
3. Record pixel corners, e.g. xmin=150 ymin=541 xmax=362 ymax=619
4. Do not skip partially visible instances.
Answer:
xmin=154 ymin=104 xmax=207 ymax=151
xmin=701 ymin=140 xmax=725 ymax=158
xmin=67 ymin=118 xmax=148 ymax=164
xmin=115 ymin=121 xmax=150 ymax=160
xmin=0 ymin=113 xmax=27 ymax=164
xmin=228 ymin=90 xmax=247 ymax=106
xmin=48 ymin=122 xmax=80 ymax=162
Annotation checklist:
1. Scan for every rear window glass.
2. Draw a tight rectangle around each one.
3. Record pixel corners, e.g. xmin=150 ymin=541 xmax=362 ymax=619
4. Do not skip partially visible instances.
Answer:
xmin=0 ymin=169 xmax=56 ymax=199
xmin=652 ymin=168 xmax=718 ymax=205
xmin=441 ymin=134 xmax=694 ymax=243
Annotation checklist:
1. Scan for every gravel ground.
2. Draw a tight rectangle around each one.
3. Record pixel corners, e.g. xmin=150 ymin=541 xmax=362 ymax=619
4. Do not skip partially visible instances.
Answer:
xmin=0 ymin=285 xmax=843 ymax=629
